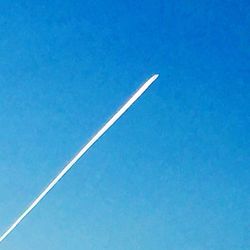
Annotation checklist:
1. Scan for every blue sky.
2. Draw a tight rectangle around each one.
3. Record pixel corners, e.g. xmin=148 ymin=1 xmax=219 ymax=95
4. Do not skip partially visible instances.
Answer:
xmin=0 ymin=0 xmax=249 ymax=249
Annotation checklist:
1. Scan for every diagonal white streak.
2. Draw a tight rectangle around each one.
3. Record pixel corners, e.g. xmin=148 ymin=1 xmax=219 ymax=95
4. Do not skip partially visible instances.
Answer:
xmin=0 ymin=74 xmax=159 ymax=243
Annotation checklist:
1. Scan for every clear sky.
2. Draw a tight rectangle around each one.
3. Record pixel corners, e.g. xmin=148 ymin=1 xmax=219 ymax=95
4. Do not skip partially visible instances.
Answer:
xmin=0 ymin=0 xmax=249 ymax=249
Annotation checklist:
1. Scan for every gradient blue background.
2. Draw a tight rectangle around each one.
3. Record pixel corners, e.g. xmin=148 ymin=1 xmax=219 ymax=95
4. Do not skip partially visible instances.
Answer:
xmin=0 ymin=1 xmax=249 ymax=249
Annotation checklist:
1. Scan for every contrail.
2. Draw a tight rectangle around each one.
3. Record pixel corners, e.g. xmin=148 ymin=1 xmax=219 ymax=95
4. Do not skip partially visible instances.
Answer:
xmin=0 ymin=74 xmax=159 ymax=243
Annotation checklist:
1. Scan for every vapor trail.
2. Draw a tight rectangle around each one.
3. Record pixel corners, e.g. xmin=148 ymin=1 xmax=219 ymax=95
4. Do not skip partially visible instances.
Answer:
xmin=0 ymin=74 xmax=159 ymax=243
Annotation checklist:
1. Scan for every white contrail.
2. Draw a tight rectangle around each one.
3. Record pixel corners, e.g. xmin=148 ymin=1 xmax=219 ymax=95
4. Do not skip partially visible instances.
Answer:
xmin=0 ymin=74 xmax=159 ymax=243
